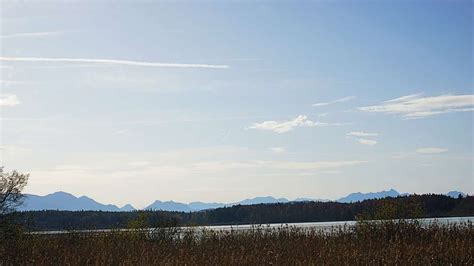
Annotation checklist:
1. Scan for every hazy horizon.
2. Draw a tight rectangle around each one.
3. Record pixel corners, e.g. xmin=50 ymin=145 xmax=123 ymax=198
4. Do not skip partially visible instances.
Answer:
xmin=1 ymin=1 xmax=472 ymax=208
xmin=24 ymin=188 xmax=467 ymax=210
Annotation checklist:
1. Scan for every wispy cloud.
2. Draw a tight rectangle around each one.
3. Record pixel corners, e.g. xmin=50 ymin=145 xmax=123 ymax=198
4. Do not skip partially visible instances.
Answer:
xmin=53 ymin=165 xmax=90 ymax=171
xmin=190 ymin=160 xmax=368 ymax=172
xmin=416 ymin=147 xmax=448 ymax=154
xmin=0 ymin=145 xmax=33 ymax=159
xmin=312 ymin=96 xmax=355 ymax=107
xmin=113 ymin=130 xmax=130 ymax=135
xmin=248 ymin=115 xmax=348 ymax=133
xmin=0 ymin=94 xmax=20 ymax=107
xmin=0 ymin=31 xmax=62 ymax=39
xmin=0 ymin=117 xmax=51 ymax=121
xmin=357 ymin=138 xmax=377 ymax=146
xmin=0 ymin=56 xmax=230 ymax=69
xmin=268 ymin=160 xmax=367 ymax=171
xmin=270 ymin=147 xmax=286 ymax=153
xmin=317 ymin=113 xmax=329 ymax=117
xmin=358 ymin=93 xmax=474 ymax=118
xmin=228 ymin=58 xmax=261 ymax=62
xmin=346 ymin=131 xmax=378 ymax=146
xmin=0 ymin=80 xmax=31 ymax=86
xmin=124 ymin=115 xmax=267 ymax=126
xmin=346 ymin=131 xmax=378 ymax=137
xmin=128 ymin=161 xmax=152 ymax=167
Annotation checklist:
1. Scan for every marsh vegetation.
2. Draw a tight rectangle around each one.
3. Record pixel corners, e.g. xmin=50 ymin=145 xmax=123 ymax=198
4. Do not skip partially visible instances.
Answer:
xmin=1 ymin=220 xmax=473 ymax=265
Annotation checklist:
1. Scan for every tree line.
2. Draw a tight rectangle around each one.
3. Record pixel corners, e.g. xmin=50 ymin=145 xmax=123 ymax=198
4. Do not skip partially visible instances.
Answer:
xmin=15 ymin=194 xmax=473 ymax=231
xmin=1 ymin=168 xmax=473 ymax=232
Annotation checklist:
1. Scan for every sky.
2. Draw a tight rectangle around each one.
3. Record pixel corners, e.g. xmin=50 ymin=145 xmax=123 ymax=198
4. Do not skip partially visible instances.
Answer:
xmin=0 ymin=0 xmax=472 ymax=208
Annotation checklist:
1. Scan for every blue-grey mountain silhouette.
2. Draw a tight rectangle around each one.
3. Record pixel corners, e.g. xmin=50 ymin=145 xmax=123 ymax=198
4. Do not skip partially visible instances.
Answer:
xmin=119 ymin=204 xmax=136 ymax=211
xmin=188 ymin=202 xmax=226 ymax=211
xmin=446 ymin=191 xmax=466 ymax=198
xmin=20 ymin=191 xmax=128 ymax=211
xmin=336 ymin=189 xmax=400 ymax=203
xmin=20 ymin=189 xmax=468 ymax=212
xmin=237 ymin=196 xmax=289 ymax=205
xmin=145 ymin=200 xmax=192 ymax=212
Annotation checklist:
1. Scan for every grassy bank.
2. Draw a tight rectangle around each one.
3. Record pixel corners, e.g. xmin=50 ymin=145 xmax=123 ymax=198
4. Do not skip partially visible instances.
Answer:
xmin=1 ymin=220 xmax=473 ymax=265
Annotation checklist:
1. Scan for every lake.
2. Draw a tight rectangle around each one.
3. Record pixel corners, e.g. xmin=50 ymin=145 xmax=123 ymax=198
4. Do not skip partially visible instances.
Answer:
xmin=33 ymin=216 xmax=474 ymax=235
xmin=192 ymin=216 xmax=474 ymax=232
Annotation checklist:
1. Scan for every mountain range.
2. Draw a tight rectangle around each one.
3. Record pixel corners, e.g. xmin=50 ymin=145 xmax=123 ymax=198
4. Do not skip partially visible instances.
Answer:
xmin=19 ymin=189 xmax=467 ymax=212
xmin=337 ymin=189 xmax=401 ymax=203
xmin=22 ymin=192 xmax=133 ymax=212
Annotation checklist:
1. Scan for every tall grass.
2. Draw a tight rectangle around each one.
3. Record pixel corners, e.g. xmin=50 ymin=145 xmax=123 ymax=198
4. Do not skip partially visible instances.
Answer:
xmin=1 ymin=220 xmax=473 ymax=265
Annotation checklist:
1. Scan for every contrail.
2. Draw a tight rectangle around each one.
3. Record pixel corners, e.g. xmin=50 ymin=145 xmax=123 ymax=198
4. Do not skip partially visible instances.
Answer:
xmin=0 ymin=56 xmax=230 ymax=69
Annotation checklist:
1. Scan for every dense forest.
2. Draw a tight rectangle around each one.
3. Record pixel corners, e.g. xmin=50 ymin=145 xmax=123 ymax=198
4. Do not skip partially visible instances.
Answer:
xmin=14 ymin=194 xmax=474 ymax=231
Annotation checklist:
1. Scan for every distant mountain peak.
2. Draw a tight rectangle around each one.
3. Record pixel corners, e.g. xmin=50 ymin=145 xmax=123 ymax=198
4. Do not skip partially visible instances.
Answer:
xmin=294 ymin=197 xmax=330 ymax=202
xmin=120 ymin=204 xmax=136 ymax=211
xmin=78 ymin=195 xmax=94 ymax=200
xmin=49 ymin=191 xmax=75 ymax=197
xmin=337 ymin=189 xmax=400 ymax=203
xmin=446 ymin=191 xmax=466 ymax=198
xmin=238 ymin=196 xmax=289 ymax=205
xmin=294 ymin=197 xmax=314 ymax=202
xmin=21 ymin=192 xmax=122 ymax=212
xmin=145 ymin=200 xmax=191 ymax=212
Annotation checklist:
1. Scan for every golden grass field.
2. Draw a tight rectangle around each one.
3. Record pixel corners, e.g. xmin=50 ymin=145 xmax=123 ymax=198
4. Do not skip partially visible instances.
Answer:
xmin=1 ymin=220 xmax=473 ymax=265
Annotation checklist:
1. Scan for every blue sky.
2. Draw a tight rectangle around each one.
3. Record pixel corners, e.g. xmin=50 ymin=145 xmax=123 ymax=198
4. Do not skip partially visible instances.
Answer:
xmin=0 ymin=1 xmax=472 ymax=207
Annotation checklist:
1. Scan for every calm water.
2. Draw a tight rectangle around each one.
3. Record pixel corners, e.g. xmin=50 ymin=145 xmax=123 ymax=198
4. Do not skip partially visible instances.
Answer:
xmin=193 ymin=216 xmax=474 ymax=232
xmin=34 ymin=216 xmax=474 ymax=235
